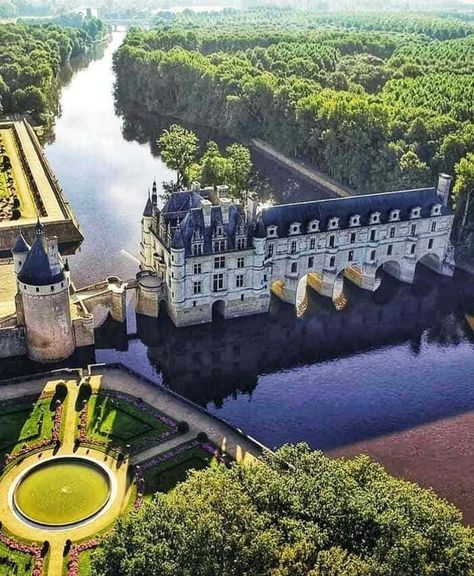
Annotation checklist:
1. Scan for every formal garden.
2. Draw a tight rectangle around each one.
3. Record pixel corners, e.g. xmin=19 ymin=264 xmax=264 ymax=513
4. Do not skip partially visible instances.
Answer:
xmin=0 ymin=374 xmax=228 ymax=576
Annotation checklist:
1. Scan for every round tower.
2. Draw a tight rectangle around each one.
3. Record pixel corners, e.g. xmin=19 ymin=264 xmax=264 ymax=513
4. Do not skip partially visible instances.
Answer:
xmin=170 ymin=225 xmax=185 ymax=305
xmin=16 ymin=221 xmax=75 ymax=363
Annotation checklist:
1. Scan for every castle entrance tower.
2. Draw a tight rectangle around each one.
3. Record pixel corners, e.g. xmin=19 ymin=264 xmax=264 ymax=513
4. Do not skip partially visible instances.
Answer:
xmin=14 ymin=221 xmax=75 ymax=363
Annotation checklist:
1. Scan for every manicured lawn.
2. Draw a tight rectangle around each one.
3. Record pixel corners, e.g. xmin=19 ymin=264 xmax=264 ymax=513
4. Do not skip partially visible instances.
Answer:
xmin=0 ymin=542 xmax=35 ymax=576
xmin=86 ymin=394 xmax=169 ymax=449
xmin=0 ymin=398 xmax=55 ymax=458
xmin=0 ymin=170 xmax=9 ymax=198
xmin=143 ymin=447 xmax=219 ymax=497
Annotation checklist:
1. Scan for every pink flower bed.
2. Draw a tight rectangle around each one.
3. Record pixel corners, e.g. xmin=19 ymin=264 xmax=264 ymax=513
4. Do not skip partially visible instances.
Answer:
xmin=0 ymin=531 xmax=43 ymax=575
xmin=2 ymin=402 xmax=64 ymax=469
xmin=67 ymin=539 xmax=100 ymax=576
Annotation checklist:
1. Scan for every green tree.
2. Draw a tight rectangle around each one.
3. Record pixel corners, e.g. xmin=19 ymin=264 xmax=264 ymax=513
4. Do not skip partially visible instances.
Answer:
xmin=92 ymin=445 xmax=473 ymax=576
xmin=158 ymin=124 xmax=198 ymax=188
xmin=199 ymin=141 xmax=228 ymax=188
xmin=453 ymin=153 xmax=474 ymax=245
xmin=225 ymin=143 xmax=253 ymax=198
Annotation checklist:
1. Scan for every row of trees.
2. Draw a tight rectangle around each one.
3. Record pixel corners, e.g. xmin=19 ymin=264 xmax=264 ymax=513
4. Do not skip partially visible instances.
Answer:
xmin=158 ymin=124 xmax=252 ymax=197
xmin=0 ymin=21 xmax=103 ymax=122
xmin=93 ymin=444 xmax=474 ymax=575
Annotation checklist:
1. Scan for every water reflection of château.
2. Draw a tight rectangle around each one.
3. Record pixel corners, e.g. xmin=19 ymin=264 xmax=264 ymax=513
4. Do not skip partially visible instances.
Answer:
xmin=135 ymin=268 xmax=474 ymax=408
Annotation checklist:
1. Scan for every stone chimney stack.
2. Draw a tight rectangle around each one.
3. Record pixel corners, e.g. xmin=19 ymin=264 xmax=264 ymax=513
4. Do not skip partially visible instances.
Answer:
xmin=202 ymin=199 xmax=212 ymax=227
xmin=220 ymin=197 xmax=231 ymax=224
xmin=437 ymin=173 xmax=453 ymax=207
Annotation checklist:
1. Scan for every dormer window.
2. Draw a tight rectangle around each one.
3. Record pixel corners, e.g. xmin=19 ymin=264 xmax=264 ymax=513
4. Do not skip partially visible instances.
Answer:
xmin=215 ymin=225 xmax=224 ymax=236
xmin=289 ymin=222 xmax=301 ymax=235
xmin=267 ymin=225 xmax=278 ymax=238
xmin=370 ymin=212 xmax=381 ymax=225
xmin=350 ymin=215 xmax=360 ymax=227
xmin=328 ymin=217 xmax=340 ymax=230
xmin=308 ymin=219 xmax=319 ymax=233
xmin=431 ymin=204 xmax=442 ymax=217
xmin=410 ymin=207 xmax=421 ymax=219
xmin=389 ymin=209 xmax=400 ymax=222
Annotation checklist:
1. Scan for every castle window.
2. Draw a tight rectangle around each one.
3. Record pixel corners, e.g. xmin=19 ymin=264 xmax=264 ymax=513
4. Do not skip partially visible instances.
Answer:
xmin=370 ymin=229 xmax=376 ymax=242
xmin=291 ymin=262 xmax=298 ymax=274
xmin=410 ymin=224 xmax=417 ymax=236
xmin=370 ymin=249 xmax=376 ymax=261
xmin=308 ymin=220 xmax=319 ymax=233
xmin=410 ymin=244 xmax=416 ymax=255
xmin=350 ymin=232 xmax=356 ymax=244
xmin=350 ymin=215 xmax=361 ymax=227
xmin=213 ymin=239 xmax=226 ymax=252
xmin=216 ymin=225 xmax=223 ymax=236
xmin=410 ymin=207 xmax=421 ymax=219
xmin=236 ymin=274 xmax=244 ymax=288
xmin=266 ymin=244 xmax=274 ymax=258
xmin=310 ymin=238 xmax=316 ymax=250
xmin=389 ymin=210 xmax=400 ymax=222
xmin=61 ymin=282 xmax=64 ymax=288
xmin=329 ymin=256 xmax=335 ymax=268
xmin=237 ymin=257 xmax=244 ymax=269
xmin=264 ymin=274 xmax=268 ymax=282
xmin=50 ymin=286 xmax=55 ymax=291
xmin=193 ymin=281 xmax=202 ymax=295
xmin=329 ymin=235 xmax=335 ymax=248
xmin=193 ymin=263 xmax=202 ymax=275
xmin=348 ymin=250 xmax=354 ymax=262
xmin=431 ymin=204 xmax=442 ymax=216
xmin=431 ymin=221 xmax=437 ymax=232
xmin=192 ymin=243 xmax=203 ymax=256
xmin=390 ymin=227 xmax=395 ymax=238
xmin=193 ymin=301 xmax=197 ymax=307
xmin=23 ymin=285 xmax=26 ymax=290
xmin=36 ymin=287 xmax=39 ymax=293
xmin=387 ymin=244 xmax=393 ymax=256
xmin=290 ymin=240 xmax=297 ymax=254
xmin=214 ymin=256 xmax=225 ymax=269
xmin=370 ymin=212 xmax=381 ymax=225
xmin=236 ymin=237 xmax=246 ymax=250
xmin=267 ymin=226 xmax=277 ymax=237
xmin=290 ymin=222 xmax=301 ymax=235
xmin=212 ymin=273 xmax=224 ymax=292
xmin=241 ymin=294 xmax=245 ymax=301
xmin=308 ymin=256 xmax=314 ymax=268
xmin=328 ymin=217 xmax=339 ymax=230
xmin=428 ymin=239 xmax=434 ymax=250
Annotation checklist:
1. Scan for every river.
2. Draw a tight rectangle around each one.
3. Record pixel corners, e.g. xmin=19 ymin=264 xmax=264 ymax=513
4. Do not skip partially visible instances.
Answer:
xmin=20 ymin=33 xmax=474 ymax=522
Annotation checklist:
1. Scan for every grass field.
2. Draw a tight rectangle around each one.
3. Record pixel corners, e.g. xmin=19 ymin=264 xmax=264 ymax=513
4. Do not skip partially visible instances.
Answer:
xmin=143 ymin=447 xmax=219 ymax=497
xmin=86 ymin=394 xmax=169 ymax=449
xmin=0 ymin=398 xmax=55 ymax=459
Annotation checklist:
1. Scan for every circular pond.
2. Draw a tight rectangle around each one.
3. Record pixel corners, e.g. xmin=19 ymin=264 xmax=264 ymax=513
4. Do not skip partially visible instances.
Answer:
xmin=13 ymin=457 xmax=111 ymax=527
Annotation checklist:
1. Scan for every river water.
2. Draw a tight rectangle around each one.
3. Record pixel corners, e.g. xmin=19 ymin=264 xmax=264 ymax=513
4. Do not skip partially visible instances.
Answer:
xmin=22 ymin=33 xmax=474 ymax=521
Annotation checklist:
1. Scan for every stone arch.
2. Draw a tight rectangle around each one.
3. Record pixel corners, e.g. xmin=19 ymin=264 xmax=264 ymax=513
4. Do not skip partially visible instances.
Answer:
xmin=212 ymin=300 xmax=226 ymax=321
xmin=380 ymin=260 xmax=403 ymax=282
xmin=416 ymin=252 xmax=442 ymax=274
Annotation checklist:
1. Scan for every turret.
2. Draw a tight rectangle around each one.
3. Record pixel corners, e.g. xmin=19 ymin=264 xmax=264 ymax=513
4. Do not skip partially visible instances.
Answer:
xmin=170 ymin=225 xmax=185 ymax=304
xmin=252 ymin=217 xmax=266 ymax=255
xmin=15 ymin=219 xmax=75 ymax=363
xmin=11 ymin=230 xmax=30 ymax=275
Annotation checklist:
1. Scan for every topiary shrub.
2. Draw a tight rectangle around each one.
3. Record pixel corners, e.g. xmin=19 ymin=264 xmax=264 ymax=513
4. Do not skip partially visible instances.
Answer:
xmin=196 ymin=431 xmax=208 ymax=442
xmin=177 ymin=421 xmax=189 ymax=434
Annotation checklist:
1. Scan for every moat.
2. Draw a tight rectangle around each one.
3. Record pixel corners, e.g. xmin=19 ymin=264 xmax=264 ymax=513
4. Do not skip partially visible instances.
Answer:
xmin=1 ymin=33 xmax=474 ymax=522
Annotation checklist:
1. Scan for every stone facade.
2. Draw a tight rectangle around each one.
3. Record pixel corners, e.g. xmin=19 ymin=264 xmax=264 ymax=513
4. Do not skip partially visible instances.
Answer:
xmin=138 ymin=175 xmax=456 ymax=327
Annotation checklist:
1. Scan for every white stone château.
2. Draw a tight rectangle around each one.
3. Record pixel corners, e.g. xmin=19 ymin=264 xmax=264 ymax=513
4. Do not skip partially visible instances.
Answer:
xmin=137 ymin=175 xmax=456 ymax=326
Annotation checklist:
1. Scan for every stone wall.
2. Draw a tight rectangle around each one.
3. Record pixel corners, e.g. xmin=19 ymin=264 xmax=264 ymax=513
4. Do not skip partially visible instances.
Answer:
xmin=0 ymin=326 xmax=27 ymax=358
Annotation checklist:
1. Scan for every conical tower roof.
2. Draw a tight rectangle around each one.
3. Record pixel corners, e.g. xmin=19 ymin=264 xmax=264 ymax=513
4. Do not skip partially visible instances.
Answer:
xmin=11 ymin=231 xmax=30 ymax=254
xmin=143 ymin=191 xmax=153 ymax=217
xmin=171 ymin=225 xmax=184 ymax=250
xmin=18 ymin=221 xmax=65 ymax=286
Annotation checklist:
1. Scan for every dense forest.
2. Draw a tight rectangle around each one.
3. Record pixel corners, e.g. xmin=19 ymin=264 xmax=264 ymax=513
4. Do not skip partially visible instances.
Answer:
xmin=114 ymin=8 xmax=474 ymax=239
xmin=0 ymin=20 xmax=105 ymax=122
xmin=93 ymin=444 xmax=474 ymax=576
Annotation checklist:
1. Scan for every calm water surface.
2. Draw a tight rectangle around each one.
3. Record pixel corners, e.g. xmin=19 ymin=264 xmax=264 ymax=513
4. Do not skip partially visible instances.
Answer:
xmin=17 ymin=33 xmax=474 ymax=519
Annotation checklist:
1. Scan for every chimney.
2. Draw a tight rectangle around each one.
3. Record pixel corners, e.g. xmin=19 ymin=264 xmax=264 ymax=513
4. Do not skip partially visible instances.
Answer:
xmin=191 ymin=181 xmax=201 ymax=192
xmin=220 ymin=197 xmax=231 ymax=224
xmin=202 ymin=199 xmax=212 ymax=227
xmin=437 ymin=173 xmax=453 ymax=207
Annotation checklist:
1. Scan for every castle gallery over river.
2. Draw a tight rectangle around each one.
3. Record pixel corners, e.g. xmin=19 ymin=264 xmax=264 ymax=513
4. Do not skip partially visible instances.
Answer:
xmin=0 ymin=119 xmax=457 ymax=363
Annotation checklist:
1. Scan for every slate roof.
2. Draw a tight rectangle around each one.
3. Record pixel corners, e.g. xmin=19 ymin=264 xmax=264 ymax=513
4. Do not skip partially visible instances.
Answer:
xmin=17 ymin=229 xmax=64 ymax=286
xmin=11 ymin=231 xmax=30 ymax=254
xmin=143 ymin=195 xmax=153 ymax=218
xmin=260 ymin=188 xmax=449 ymax=237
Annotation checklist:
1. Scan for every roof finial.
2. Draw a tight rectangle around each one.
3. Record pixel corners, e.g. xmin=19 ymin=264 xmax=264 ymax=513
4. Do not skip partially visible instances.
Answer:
xmin=35 ymin=217 xmax=44 ymax=236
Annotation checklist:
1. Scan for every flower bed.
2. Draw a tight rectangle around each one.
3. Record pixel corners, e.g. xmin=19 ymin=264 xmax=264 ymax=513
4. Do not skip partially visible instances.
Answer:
xmin=67 ymin=539 xmax=100 ymax=576
xmin=0 ymin=531 xmax=43 ymax=576
xmin=139 ymin=440 xmax=229 ymax=473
